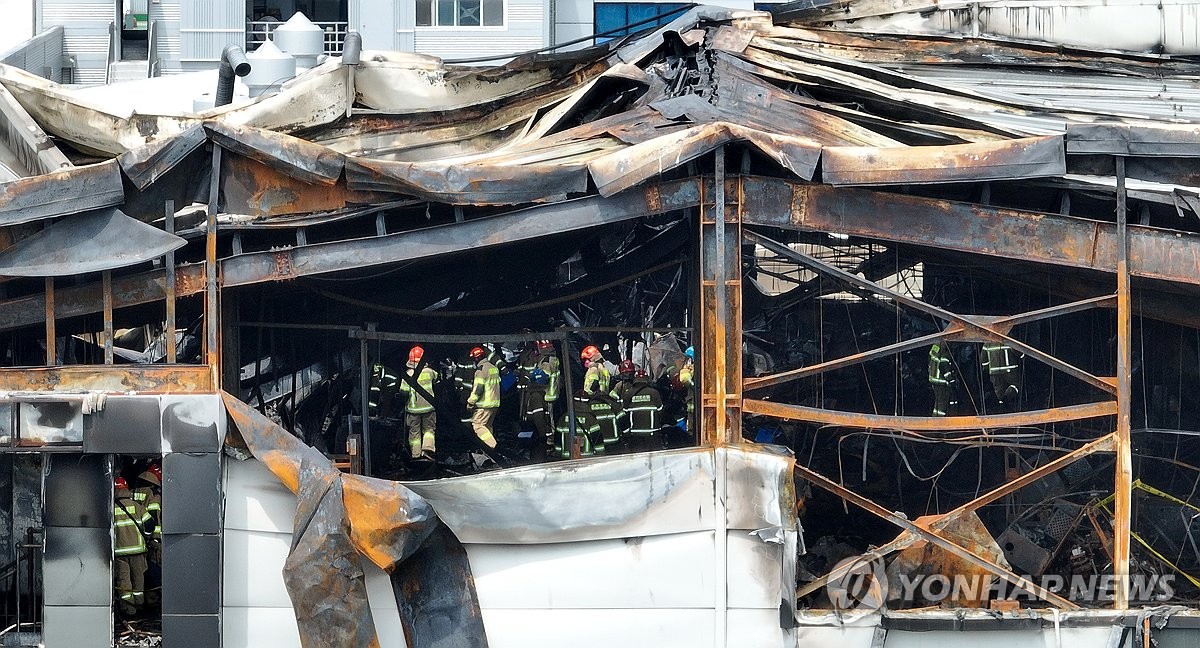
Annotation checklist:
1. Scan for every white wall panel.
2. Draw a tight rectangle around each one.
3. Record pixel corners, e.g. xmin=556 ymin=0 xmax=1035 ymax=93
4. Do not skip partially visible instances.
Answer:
xmin=726 ymin=530 xmax=783 ymax=609
xmin=223 ymin=606 xmax=304 ymax=648
xmin=223 ymin=529 xmax=292 ymax=608
xmin=480 ymin=608 xmax=717 ymax=648
xmin=468 ymin=531 xmax=716 ymax=609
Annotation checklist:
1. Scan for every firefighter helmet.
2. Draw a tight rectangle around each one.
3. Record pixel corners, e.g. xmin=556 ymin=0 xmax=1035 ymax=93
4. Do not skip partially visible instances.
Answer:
xmin=580 ymin=345 xmax=600 ymax=362
xmin=684 ymin=346 xmax=695 ymax=359
xmin=468 ymin=346 xmax=486 ymax=360
xmin=537 ymin=339 xmax=554 ymax=351
xmin=408 ymin=346 xmax=425 ymax=363
xmin=618 ymin=360 xmax=636 ymax=375
xmin=114 ymin=476 xmax=129 ymax=490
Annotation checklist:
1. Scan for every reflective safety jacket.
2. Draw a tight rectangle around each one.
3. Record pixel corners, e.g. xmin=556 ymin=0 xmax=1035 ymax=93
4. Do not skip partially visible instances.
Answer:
xmin=539 ymin=355 xmax=562 ymax=402
xmin=584 ymin=363 xmax=611 ymax=396
xmin=554 ymin=400 xmax=604 ymax=458
xmin=369 ymin=363 xmax=399 ymax=417
xmin=982 ymin=343 xmax=1019 ymax=375
xmin=468 ymin=360 xmax=501 ymax=409
xmin=115 ymin=493 xmax=151 ymax=556
xmin=622 ymin=381 xmax=663 ymax=435
xmin=679 ymin=362 xmax=695 ymax=413
xmin=132 ymin=483 xmax=161 ymax=542
xmin=588 ymin=396 xmax=623 ymax=445
xmin=928 ymin=344 xmax=956 ymax=385
xmin=400 ymin=363 xmax=439 ymax=414
xmin=518 ymin=350 xmax=562 ymax=402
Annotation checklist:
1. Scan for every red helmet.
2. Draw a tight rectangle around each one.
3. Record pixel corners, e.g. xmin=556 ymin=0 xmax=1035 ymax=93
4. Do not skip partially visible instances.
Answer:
xmin=636 ymin=368 xmax=649 ymax=379
xmin=618 ymin=360 xmax=636 ymax=374
xmin=580 ymin=345 xmax=600 ymax=362
xmin=114 ymin=476 xmax=128 ymax=490
xmin=537 ymin=339 xmax=553 ymax=351
xmin=468 ymin=346 xmax=486 ymax=360
xmin=408 ymin=346 xmax=425 ymax=363
xmin=148 ymin=463 xmax=162 ymax=481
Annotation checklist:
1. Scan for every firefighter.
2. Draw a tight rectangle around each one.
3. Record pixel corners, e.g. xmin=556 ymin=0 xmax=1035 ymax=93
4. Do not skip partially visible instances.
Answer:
xmin=611 ymin=359 xmax=638 ymax=438
xmin=466 ymin=346 xmax=500 ymax=449
xmin=114 ymin=476 xmax=152 ymax=618
xmin=368 ymin=362 xmax=400 ymax=418
xmin=679 ymin=346 xmax=696 ymax=429
xmin=553 ymin=390 xmax=605 ymax=458
xmin=132 ymin=464 xmax=162 ymax=605
xmin=517 ymin=339 xmax=561 ymax=461
xmin=581 ymin=345 xmax=611 ymax=396
xmin=981 ymin=342 xmax=1021 ymax=407
xmin=623 ymin=369 xmax=665 ymax=452
xmin=399 ymin=345 xmax=438 ymax=460
xmin=612 ymin=359 xmax=638 ymax=401
xmin=928 ymin=343 xmax=959 ymax=416
xmin=453 ymin=351 xmax=479 ymax=427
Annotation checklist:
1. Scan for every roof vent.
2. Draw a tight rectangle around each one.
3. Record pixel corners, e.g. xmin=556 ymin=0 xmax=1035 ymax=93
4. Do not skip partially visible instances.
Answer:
xmin=244 ymin=40 xmax=297 ymax=97
xmin=273 ymin=12 xmax=325 ymax=71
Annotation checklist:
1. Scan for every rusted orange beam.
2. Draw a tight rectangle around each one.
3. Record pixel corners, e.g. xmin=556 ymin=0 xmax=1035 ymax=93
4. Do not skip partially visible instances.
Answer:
xmin=0 ymin=365 xmax=214 ymax=393
xmin=1114 ymin=155 xmax=1133 ymax=609
xmin=747 ymin=230 xmax=1117 ymax=396
xmin=745 ymin=398 xmax=1117 ymax=431
xmin=793 ymin=461 xmax=1078 ymax=608
xmin=797 ymin=434 xmax=1115 ymax=600
xmin=746 ymin=328 xmax=958 ymax=392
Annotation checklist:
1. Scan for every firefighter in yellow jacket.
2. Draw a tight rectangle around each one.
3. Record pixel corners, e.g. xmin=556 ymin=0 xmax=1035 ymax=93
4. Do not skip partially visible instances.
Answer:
xmin=466 ymin=346 xmax=500 ymax=449
xmin=114 ymin=476 xmax=152 ymax=617
xmin=132 ymin=464 xmax=163 ymax=605
xmin=400 ymin=345 xmax=439 ymax=459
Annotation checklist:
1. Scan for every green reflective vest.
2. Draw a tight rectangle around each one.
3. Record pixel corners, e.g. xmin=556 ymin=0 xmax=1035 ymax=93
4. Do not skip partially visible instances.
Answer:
xmin=584 ymin=363 xmax=611 ymax=396
xmin=115 ymin=495 xmax=151 ymax=556
xmin=400 ymin=365 xmax=438 ymax=414
xmin=554 ymin=407 xmax=604 ymax=458
xmin=928 ymin=344 xmax=955 ymax=385
xmin=468 ymin=361 xmax=501 ymax=409
xmin=982 ymin=343 xmax=1018 ymax=375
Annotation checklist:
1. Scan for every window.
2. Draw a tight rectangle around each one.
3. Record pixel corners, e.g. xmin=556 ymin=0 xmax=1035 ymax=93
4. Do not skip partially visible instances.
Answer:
xmin=593 ymin=2 xmax=689 ymax=42
xmin=416 ymin=0 xmax=504 ymax=26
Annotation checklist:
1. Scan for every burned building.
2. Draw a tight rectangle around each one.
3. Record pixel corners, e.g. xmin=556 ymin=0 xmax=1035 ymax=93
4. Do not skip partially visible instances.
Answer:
xmin=0 ymin=2 xmax=1198 ymax=647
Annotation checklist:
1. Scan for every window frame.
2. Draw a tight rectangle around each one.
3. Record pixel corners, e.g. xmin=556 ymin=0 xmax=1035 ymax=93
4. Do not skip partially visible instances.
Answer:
xmin=415 ymin=0 xmax=507 ymax=29
xmin=592 ymin=2 xmax=689 ymax=44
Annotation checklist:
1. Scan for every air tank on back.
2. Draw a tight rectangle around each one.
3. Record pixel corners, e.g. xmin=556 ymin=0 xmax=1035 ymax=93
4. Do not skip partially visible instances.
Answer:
xmin=243 ymin=39 xmax=297 ymax=97
xmin=272 ymin=12 xmax=325 ymax=71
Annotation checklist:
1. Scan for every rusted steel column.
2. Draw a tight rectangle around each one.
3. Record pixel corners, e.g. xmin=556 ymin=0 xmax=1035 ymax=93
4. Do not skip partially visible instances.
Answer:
xmin=1114 ymin=155 xmax=1133 ymax=609
xmin=205 ymin=146 xmax=222 ymax=370
xmin=698 ymin=148 xmax=742 ymax=445
xmin=359 ymin=325 xmax=372 ymax=476
xmin=165 ymin=200 xmax=177 ymax=363
xmin=102 ymin=270 xmax=113 ymax=365
xmin=43 ymin=278 xmax=54 ymax=365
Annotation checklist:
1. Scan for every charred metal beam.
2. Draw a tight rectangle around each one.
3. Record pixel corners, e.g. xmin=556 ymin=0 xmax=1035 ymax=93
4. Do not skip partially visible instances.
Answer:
xmin=0 ymin=160 xmax=124 ymax=226
xmin=0 ymin=263 xmax=204 ymax=333
xmin=797 ymin=434 xmax=1116 ymax=599
xmin=741 ymin=177 xmax=1200 ymax=287
xmin=745 ymin=328 xmax=957 ymax=391
xmin=1066 ymin=123 xmax=1200 ymax=157
xmin=221 ymin=178 xmax=702 ymax=287
xmin=744 ymin=398 xmax=1117 ymax=431
xmin=820 ymin=136 xmax=1064 ymax=186
xmin=747 ymin=230 xmax=1117 ymax=395
xmin=1114 ymin=155 xmax=1133 ymax=609
xmin=747 ymin=294 xmax=1116 ymax=392
xmin=0 ymin=365 xmax=213 ymax=392
xmin=793 ymin=461 xmax=1079 ymax=609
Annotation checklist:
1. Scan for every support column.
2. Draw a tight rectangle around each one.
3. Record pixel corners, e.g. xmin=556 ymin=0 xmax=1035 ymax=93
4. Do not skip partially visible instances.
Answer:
xmin=698 ymin=148 xmax=743 ymax=445
xmin=1114 ymin=155 xmax=1132 ymax=609
xmin=205 ymin=146 xmax=222 ymax=374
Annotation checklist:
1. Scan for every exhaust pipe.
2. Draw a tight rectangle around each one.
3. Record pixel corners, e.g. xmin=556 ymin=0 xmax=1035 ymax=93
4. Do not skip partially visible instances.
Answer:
xmin=215 ymin=44 xmax=252 ymax=107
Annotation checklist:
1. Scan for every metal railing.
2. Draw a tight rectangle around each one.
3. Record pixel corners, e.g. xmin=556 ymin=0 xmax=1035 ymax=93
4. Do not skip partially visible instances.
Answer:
xmin=246 ymin=20 xmax=349 ymax=56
